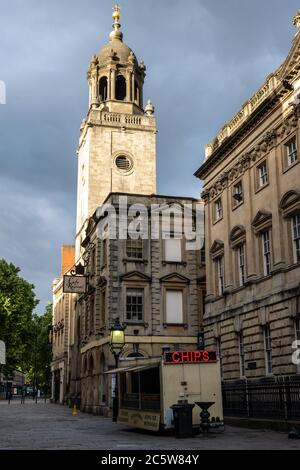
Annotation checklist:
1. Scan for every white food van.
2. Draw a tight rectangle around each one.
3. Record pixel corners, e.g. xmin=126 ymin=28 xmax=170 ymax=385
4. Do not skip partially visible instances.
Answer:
xmin=106 ymin=350 xmax=223 ymax=432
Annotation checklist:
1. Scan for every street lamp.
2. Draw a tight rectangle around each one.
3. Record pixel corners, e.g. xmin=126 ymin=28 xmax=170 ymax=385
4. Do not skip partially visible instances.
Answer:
xmin=110 ymin=317 xmax=126 ymax=422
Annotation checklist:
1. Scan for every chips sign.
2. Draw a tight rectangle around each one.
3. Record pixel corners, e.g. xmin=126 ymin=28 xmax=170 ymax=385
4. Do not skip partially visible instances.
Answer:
xmin=164 ymin=350 xmax=217 ymax=365
xmin=0 ymin=341 xmax=6 ymax=365
xmin=63 ymin=275 xmax=87 ymax=294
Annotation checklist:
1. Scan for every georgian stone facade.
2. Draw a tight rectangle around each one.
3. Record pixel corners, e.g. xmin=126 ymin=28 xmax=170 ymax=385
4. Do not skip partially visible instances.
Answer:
xmin=195 ymin=13 xmax=300 ymax=381
xmin=74 ymin=194 xmax=205 ymax=415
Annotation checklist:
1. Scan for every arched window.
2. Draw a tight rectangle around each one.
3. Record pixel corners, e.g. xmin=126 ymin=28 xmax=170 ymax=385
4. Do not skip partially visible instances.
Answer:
xmin=115 ymin=75 xmax=126 ymax=101
xmin=99 ymin=76 xmax=108 ymax=101
xmin=134 ymin=80 xmax=139 ymax=103
xmin=89 ymin=355 xmax=94 ymax=375
xmin=99 ymin=353 xmax=107 ymax=404
xmin=127 ymin=352 xmax=144 ymax=358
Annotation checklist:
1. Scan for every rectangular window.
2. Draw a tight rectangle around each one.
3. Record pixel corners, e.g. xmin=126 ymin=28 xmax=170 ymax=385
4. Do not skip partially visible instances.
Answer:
xmin=239 ymin=333 xmax=245 ymax=377
xmin=101 ymin=289 xmax=106 ymax=326
xmin=287 ymin=139 xmax=298 ymax=166
xmin=126 ymin=288 xmax=144 ymax=322
xmin=216 ymin=338 xmax=223 ymax=378
xmin=126 ymin=238 xmax=143 ymax=259
xmin=233 ymin=182 xmax=243 ymax=206
xmin=214 ymin=198 xmax=223 ymax=221
xmin=166 ymin=290 xmax=183 ymax=324
xmin=90 ymin=247 xmax=96 ymax=274
xmin=102 ymin=238 xmax=107 ymax=267
xmin=89 ymin=296 xmax=95 ymax=333
xmin=262 ymin=231 xmax=271 ymax=276
xmin=238 ymin=244 xmax=246 ymax=286
xmin=292 ymin=213 xmax=300 ymax=263
xmin=295 ymin=318 xmax=300 ymax=342
xmin=264 ymin=325 xmax=272 ymax=374
xmin=164 ymin=238 xmax=182 ymax=262
xmin=217 ymin=256 xmax=225 ymax=295
xmin=257 ymin=161 xmax=268 ymax=188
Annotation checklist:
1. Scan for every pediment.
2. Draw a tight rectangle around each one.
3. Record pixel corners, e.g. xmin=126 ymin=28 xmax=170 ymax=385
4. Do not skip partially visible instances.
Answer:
xmin=276 ymin=32 xmax=300 ymax=81
xmin=279 ymin=190 xmax=300 ymax=210
xmin=120 ymin=271 xmax=151 ymax=283
xmin=210 ymin=239 xmax=224 ymax=255
xmin=229 ymin=225 xmax=246 ymax=243
xmin=251 ymin=210 xmax=272 ymax=229
xmin=160 ymin=273 xmax=190 ymax=284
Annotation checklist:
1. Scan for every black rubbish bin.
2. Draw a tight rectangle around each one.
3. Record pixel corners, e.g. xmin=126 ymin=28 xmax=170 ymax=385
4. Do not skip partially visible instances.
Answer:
xmin=171 ymin=403 xmax=195 ymax=438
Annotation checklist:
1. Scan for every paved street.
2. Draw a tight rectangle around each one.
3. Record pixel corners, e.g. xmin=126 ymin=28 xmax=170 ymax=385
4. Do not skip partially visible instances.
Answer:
xmin=0 ymin=400 xmax=299 ymax=450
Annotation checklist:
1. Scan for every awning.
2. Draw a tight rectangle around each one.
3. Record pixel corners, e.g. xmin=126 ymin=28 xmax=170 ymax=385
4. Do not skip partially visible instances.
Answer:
xmin=104 ymin=366 xmax=132 ymax=375
xmin=104 ymin=361 xmax=160 ymax=375
xmin=129 ymin=363 xmax=160 ymax=373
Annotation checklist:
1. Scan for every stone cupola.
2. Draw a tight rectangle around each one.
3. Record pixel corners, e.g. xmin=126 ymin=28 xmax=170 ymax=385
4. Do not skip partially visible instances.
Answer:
xmin=87 ymin=4 xmax=147 ymax=115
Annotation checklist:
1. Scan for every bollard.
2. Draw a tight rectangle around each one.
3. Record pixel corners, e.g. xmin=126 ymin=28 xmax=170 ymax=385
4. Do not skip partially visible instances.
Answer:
xmin=72 ymin=404 xmax=77 ymax=417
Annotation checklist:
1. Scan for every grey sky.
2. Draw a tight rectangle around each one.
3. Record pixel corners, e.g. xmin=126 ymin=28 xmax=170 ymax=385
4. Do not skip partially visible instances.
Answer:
xmin=0 ymin=0 xmax=298 ymax=313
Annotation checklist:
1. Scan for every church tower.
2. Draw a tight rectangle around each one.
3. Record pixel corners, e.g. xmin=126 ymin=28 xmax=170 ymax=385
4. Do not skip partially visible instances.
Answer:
xmin=76 ymin=5 xmax=157 ymax=247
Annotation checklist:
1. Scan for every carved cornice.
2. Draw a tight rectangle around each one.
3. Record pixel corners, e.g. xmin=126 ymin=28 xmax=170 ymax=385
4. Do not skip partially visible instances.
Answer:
xmin=202 ymin=126 xmax=282 ymax=203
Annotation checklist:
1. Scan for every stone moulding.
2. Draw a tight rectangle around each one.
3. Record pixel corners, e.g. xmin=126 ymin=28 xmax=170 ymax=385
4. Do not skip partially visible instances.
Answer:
xmin=200 ymin=106 xmax=300 ymax=204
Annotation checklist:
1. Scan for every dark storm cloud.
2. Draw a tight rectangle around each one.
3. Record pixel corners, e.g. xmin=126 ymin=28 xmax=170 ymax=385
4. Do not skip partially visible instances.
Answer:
xmin=0 ymin=0 xmax=298 ymax=311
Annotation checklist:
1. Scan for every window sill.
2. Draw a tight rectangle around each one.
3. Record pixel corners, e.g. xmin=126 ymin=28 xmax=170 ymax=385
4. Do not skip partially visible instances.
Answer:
xmin=162 ymin=260 xmax=187 ymax=266
xmin=163 ymin=323 xmax=188 ymax=329
xmin=283 ymin=158 xmax=299 ymax=174
xmin=213 ymin=217 xmax=223 ymax=226
xmin=125 ymin=321 xmax=148 ymax=327
xmin=232 ymin=201 xmax=244 ymax=211
xmin=255 ymin=182 xmax=269 ymax=194
xmin=123 ymin=258 xmax=148 ymax=264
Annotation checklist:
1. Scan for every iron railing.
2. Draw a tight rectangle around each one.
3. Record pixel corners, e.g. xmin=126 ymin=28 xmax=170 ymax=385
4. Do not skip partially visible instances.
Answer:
xmin=222 ymin=375 xmax=300 ymax=420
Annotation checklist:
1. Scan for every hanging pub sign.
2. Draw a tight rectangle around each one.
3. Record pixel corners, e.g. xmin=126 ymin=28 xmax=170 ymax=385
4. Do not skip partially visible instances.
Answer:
xmin=63 ymin=275 xmax=87 ymax=294
xmin=164 ymin=350 xmax=217 ymax=365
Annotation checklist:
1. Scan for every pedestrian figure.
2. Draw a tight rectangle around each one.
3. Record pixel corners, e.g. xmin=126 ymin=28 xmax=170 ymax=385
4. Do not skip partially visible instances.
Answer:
xmin=7 ymin=389 xmax=12 ymax=404
xmin=21 ymin=387 xmax=26 ymax=404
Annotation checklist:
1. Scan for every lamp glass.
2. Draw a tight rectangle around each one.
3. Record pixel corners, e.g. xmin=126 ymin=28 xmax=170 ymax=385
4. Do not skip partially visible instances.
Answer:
xmin=110 ymin=329 xmax=125 ymax=351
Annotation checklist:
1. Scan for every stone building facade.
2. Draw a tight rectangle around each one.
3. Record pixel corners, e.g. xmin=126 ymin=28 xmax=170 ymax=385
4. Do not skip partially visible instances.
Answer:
xmin=195 ymin=13 xmax=300 ymax=382
xmin=75 ymin=193 xmax=205 ymax=415
xmin=51 ymin=245 xmax=75 ymax=403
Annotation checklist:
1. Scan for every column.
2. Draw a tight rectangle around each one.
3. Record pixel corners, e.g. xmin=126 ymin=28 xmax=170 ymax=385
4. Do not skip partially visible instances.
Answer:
xmin=111 ymin=69 xmax=116 ymax=100
xmin=126 ymin=71 xmax=132 ymax=101
xmin=107 ymin=70 xmax=111 ymax=100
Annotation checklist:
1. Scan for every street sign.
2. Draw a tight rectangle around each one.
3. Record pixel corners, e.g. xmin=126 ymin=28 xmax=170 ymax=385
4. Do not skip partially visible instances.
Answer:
xmin=0 ymin=341 xmax=6 ymax=365
xmin=63 ymin=275 xmax=87 ymax=294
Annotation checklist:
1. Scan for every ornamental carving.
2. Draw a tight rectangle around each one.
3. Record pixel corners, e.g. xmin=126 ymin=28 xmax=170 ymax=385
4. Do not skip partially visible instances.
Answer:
xmin=201 ymin=189 xmax=210 ymax=203
xmin=279 ymin=110 xmax=298 ymax=138
xmin=263 ymin=129 xmax=277 ymax=148
xmin=251 ymin=144 xmax=263 ymax=162
xmin=202 ymin=116 xmax=297 ymax=204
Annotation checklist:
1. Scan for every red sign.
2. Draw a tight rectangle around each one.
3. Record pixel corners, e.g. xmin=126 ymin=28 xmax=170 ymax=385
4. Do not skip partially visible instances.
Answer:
xmin=164 ymin=350 xmax=217 ymax=364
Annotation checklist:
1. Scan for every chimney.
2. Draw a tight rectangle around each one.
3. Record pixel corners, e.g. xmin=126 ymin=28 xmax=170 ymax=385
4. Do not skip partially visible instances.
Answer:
xmin=61 ymin=245 xmax=75 ymax=276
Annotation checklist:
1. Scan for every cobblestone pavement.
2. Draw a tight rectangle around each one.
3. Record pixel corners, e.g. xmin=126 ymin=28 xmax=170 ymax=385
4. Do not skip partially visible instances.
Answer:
xmin=0 ymin=400 xmax=299 ymax=450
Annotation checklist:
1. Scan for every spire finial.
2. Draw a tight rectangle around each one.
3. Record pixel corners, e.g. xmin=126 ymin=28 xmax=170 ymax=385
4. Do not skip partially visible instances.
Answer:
xmin=112 ymin=4 xmax=121 ymax=30
xmin=293 ymin=10 xmax=300 ymax=30
xmin=110 ymin=4 xmax=123 ymax=41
